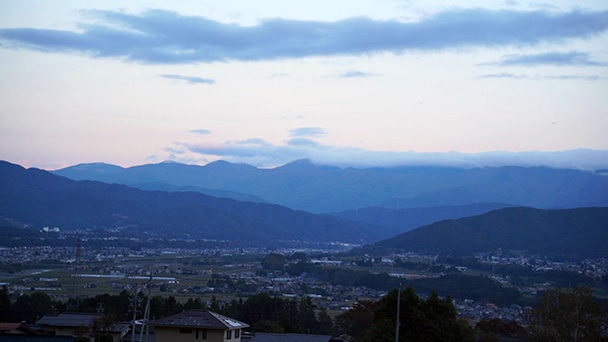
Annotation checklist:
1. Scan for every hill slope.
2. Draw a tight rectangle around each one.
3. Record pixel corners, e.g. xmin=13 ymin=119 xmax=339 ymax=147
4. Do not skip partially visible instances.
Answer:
xmin=0 ymin=161 xmax=387 ymax=243
xmin=54 ymin=160 xmax=608 ymax=213
xmin=361 ymin=207 xmax=608 ymax=259
xmin=329 ymin=202 xmax=516 ymax=234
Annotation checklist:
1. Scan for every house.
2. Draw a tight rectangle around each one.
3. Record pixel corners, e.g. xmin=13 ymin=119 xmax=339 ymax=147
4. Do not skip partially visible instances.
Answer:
xmin=36 ymin=312 xmax=129 ymax=342
xmin=0 ymin=322 xmax=73 ymax=341
xmin=151 ymin=310 xmax=248 ymax=342
xmin=244 ymin=333 xmax=332 ymax=342
xmin=241 ymin=332 xmax=349 ymax=342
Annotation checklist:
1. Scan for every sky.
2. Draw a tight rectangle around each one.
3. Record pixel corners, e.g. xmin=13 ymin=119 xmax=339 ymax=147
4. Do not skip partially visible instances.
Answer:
xmin=0 ymin=0 xmax=607 ymax=170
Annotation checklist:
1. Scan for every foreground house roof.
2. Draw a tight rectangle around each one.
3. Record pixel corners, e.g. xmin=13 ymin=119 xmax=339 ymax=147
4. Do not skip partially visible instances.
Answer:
xmin=0 ymin=322 xmax=41 ymax=335
xmin=151 ymin=310 xmax=248 ymax=330
xmin=249 ymin=333 xmax=332 ymax=342
xmin=37 ymin=313 xmax=103 ymax=327
xmin=36 ymin=312 xmax=129 ymax=333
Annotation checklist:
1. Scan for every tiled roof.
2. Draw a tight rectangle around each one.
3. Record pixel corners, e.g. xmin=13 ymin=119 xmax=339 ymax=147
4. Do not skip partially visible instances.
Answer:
xmin=249 ymin=333 xmax=331 ymax=342
xmin=151 ymin=310 xmax=248 ymax=330
xmin=0 ymin=323 xmax=22 ymax=331
xmin=36 ymin=313 xmax=102 ymax=327
xmin=36 ymin=313 xmax=129 ymax=333
xmin=0 ymin=322 xmax=41 ymax=335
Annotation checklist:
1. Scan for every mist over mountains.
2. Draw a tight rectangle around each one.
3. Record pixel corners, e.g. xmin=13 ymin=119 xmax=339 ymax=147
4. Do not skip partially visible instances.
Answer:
xmin=54 ymin=159 xmax=608 ymax=213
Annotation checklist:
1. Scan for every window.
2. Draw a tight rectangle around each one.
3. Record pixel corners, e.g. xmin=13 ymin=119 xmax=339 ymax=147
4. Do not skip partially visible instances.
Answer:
xmin=179 ymin=328 xmax=192 ymax=334
xmin=226 ymin=330 xmax=232 ymax=339
xmin=235 ymin=329 xmax=240 ymax=338
xmin=202 ymin=329 xmax=207 ymax=339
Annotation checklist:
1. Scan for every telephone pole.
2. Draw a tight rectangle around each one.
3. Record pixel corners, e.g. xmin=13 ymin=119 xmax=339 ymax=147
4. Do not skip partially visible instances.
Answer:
xmin=395 ymin=283 xmax=401 ymax=342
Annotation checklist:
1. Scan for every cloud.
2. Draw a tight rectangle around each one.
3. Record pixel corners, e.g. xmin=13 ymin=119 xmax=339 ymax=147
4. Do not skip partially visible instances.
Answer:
xmin=334 ymin=70 xmax=380 ymax=78
xmin=285 ymin=138 xmax=321 ymax=147
xmin=478 ymin=73 xmax=607 ymax=80
xmin=478 ymin=73 xmax=527 ymax=79
xmin=1 ymin=9 xmax=607 ymax=64
xmin=180 ymin=138 xmax=608 ymax=170
xmin=494 ymin=51 xmax=607 ymax=66
xmin=542 ymin=74 xmax=607 ymax=80
xmin=159 ymin=74 xmax=216 ymax=84
xmin=190 ymin=129 xmax=212 ymax=135
xmin=289 ymin=127 xmax=327 ymax=137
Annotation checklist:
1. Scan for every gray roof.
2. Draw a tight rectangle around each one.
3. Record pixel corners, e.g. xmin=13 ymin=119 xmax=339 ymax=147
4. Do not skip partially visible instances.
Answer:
xmin=151 ymin=310 xmax=248 ymax=330
xmin=37 ymin=313 xmax=102 ymax=327
xmin=249 ymin=333 xmax=331 ymax=342
xmin=36 ymin=313 xmax=129 ymax=333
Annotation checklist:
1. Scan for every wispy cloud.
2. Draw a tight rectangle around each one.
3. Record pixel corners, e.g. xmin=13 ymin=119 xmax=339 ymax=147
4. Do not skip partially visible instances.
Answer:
xmin=159 ymin=74 xmax=216 ymax=84
xmin=478 ymin=73 xmax=607 ymax=80
xmin=289 ymin=127 xmax=327 ymax=137
xmin=542 ymin=74 xmax=607 ymax=80
xmin=478 ymin=73 xmax=528 ymax=79
xmin=1 ymin=9 xmax=607 ymax=64
xmin=190 ymin=129 xmax=212 ymax=135
xmin=179 ymin=139 xmax=608 ymax=170
xmin=334 ymin=70 xmax=380 ymax=78
xmin=492 ymin=51 xmax=607 ymax=66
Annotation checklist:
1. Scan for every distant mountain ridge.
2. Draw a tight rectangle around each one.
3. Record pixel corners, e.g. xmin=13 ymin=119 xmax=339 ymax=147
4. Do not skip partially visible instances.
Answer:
xmin=329 ymin=203 xmax=517 ymax=233
xmin=53 ymin=159 xmax=608 ymax=213
xmin=0 ymin=161 xmax=393 ymax=243
xmin=357 ymin=206 xmax=608 ymax=260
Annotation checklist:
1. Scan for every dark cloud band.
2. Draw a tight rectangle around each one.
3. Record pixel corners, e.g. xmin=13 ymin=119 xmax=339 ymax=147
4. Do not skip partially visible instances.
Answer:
xmin=1 ymin=9 xmax=607 ymax=64
xmin=496 ymin=51 xmax=607 ymax=66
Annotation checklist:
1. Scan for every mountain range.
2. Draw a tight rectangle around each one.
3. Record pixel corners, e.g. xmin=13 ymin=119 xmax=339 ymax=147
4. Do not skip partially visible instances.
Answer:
xmin=0 ymin=161 xmax=387 ymax=243
xmin=53 ymin=159 xmax=608 ymax=213
xmin=2 ymin=159 xmax=607 ymax=258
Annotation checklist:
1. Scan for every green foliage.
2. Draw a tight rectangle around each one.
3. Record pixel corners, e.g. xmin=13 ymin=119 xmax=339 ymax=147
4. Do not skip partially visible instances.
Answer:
xmin=408 ymin=274 xmax=522 ymax=306
xmin=285 ymin=262 xmax=399 ymax=291
xmin=11 ymin=292 xmax=59 ymax=323
xmin=0 ymin=285 xmax=11 ymax=322
xmin=475 ymin=318 xmax=528 ymax=339
xmin=336 ymin=300 xmax=377 ymax=341
xmin=528 ymin=286 xmax=604 ymax=342
xmin=261 ymin=253 xmax=286 ymax=271
xmin=337 ymin=287 xmax=475 ymax=342
xmin=253 ymin=320 xmax=285 ymax=333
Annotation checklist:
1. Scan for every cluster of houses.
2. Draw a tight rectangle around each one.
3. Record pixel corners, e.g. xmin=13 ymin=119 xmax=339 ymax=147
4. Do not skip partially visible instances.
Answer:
xmin=0 ymin=310 xmax=344 ymax=342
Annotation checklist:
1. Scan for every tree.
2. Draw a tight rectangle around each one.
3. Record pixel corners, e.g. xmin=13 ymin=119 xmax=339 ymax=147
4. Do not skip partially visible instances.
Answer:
xmin=359 ymin=287 xmax=474 ymax=342
xmin=316 ymin=308 xmax=334 ymax=335
xmin=529 ymin=286 xmax=604 ymax=342
xmin=475 ymin=318 xmax=527 ymax=340
xmin=253 ymin=320 xmax=285 ymax=333
xmin=337 ymin=300 xmax=377 ymax=341
xmin=73 ymin=315 xmax=115 ymax=342
xmin=261 ymin=253 xmax=286 ymax=271
xmin=0 ymin=285 xmax=11 ymax=322
xmin=12 ymin=292 xmax=56 ymax=323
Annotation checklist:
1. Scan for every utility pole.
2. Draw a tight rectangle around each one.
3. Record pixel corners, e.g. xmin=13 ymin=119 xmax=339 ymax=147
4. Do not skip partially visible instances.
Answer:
xmin=68 ymin=237 xmax=82 ymax=311
xmin=139 ymin=273 xmax=152 ymax=342
xmin=130 ymin=282 xmax=140 ymax=342
xmin=395 ymin=283 xmax=401 ymax=342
